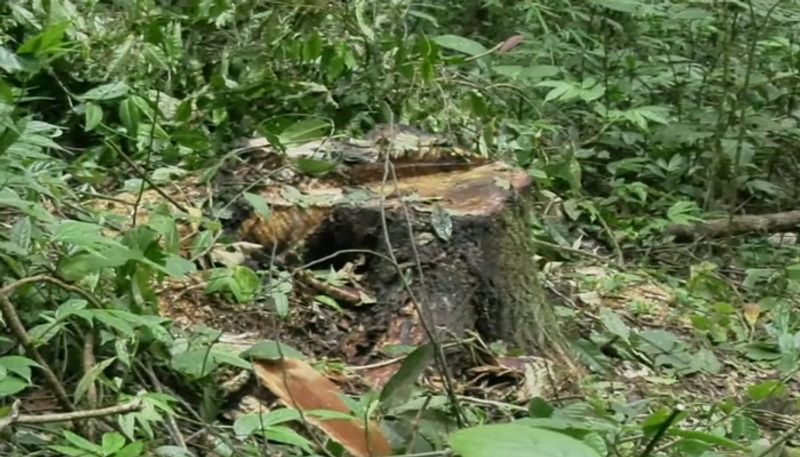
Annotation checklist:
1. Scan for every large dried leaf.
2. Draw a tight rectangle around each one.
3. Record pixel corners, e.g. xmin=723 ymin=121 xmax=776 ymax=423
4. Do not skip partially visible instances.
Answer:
xmin=253 ymin=359 xmax=393 ymax=457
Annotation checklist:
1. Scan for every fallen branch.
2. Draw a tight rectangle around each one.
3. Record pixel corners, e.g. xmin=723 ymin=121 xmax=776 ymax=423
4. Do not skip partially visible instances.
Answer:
xmin=666 ymin=210 xmax=800 ymax=240
xmin=0 ymin=399 xmax=142 ymax=432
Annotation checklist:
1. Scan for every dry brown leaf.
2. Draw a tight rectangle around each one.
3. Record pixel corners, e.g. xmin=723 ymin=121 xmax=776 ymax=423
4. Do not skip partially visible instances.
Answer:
xmin=253 ymin=359 xmax=393 ymax=457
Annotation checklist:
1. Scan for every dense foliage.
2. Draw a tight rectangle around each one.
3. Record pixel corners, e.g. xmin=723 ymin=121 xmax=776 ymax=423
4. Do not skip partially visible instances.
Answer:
xmin=2 ymin=1 xmax=800 ymax=456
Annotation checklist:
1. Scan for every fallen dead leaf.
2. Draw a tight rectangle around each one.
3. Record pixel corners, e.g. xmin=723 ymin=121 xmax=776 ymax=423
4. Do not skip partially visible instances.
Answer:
xmin=253 ymin=359 xmax=393 ymax=457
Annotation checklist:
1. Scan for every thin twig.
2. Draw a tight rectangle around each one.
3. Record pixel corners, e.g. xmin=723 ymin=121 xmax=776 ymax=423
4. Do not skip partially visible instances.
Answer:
xmin=377 ymin=125 xmax=466 ymax=427
xmin=754 ymin=420 xmax=800 ymax=457
xmin=0 ymin=400 xmax=142 ymax=432
xmin=104 ymin=140 xmax=190 ymax=215
xmin=405 ymin=395 xmax=432 ymax=454
xmin=133 ymin=89 xmax=163 ymax=226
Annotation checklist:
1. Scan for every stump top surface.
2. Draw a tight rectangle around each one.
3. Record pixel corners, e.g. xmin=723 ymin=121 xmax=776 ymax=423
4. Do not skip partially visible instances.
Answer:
xmin=253 ymin=162 xmax=532 ymax=217
xmin=366 ymin=162 xmax=532 ymax=215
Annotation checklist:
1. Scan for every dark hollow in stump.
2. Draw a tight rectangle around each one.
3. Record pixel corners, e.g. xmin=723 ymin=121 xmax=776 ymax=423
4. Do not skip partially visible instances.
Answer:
xmin=290 ymin=163 xmax=571 ymax=365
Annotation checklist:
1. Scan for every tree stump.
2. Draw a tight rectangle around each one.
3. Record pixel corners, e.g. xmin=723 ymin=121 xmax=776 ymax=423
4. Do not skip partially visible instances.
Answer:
xmin=236 ymin=161 xmax=571 ymax=366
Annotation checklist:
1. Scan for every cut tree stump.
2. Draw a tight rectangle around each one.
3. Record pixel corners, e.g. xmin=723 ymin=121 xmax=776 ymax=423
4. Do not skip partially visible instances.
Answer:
xmin=236 ymin=161 xmax=573 ymax=368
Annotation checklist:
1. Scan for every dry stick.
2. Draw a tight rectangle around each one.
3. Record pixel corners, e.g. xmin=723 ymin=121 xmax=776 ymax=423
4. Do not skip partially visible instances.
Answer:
xmin=637 ymin=406 xmax=683 ymax=457
xmin=0 ymin=275 xmax=91 ymax=411
xmin=82 ymin=331 xmax=99 ymax=440
xmin=377 ymin=144 xmax=466 ymax=427
xmin=0 ymin=399 xmax=142 ymax=432
xmin=141 ymin=361 xmax=187 ymax=450
xmin=754 ymin=420 xmax=800 ymax=457
xmin=105 ymin=140 xmax=190 ymax=215
xmin=404 ymin=395 xmax=432 ymax=454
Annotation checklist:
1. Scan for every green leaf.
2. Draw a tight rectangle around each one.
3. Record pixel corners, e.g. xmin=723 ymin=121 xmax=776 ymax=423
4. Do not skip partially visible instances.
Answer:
xmin=233 ymin=409 xmax=302 ymax=436
xmin=354 ymin=0 xmax=375 ymax=41
xmin=79 ymin=82 xmax=130 ymax=101
xmin=153 ymin=446 xmax=194 ymax=457
xmin=84 ymin=103 xmax=103 ymax=132
xmin=75 ymin=357 xmax=116 ymax=404
xmin=667 ymin=201 xmax=703 ymax=225
xmin=0 ymin=355 xmax=40 ymax=383
xmin=380 ymin=343 xmax=434 ymax=409
xmin=58 ymin=250 xmax=132 ymax=281
xmin=433 ymin=35 xmax=487 ymax=56
xmin=668 ymin=429 xmax=747 ymax=450
xmin=272 ymin=291 xmax=290 ymax=317
xmin=17 ymin=22 xmax=71 ymax=57
xmin=119 ymin=98 xmax=140 ymax=136
xmin=450 ymin=423 xmax=601 ymax=457
xmin=263 ymin=425 xmax=314 ymax=452
xmin=0 ymin=376 xmax=29 ymax=397
xmin=171 ymin=348 xmax=219 ymax=378
xmin=243 ymin=192 xmax=271 ymax=219
xmin=278 ymin=118 xmax=330 ymax=145
xmin=115 ymin=442 xmax=144 ymax=457
xmin=10 ymin=216 xmax=32 ymax=255
xmin=241 ymin=340 xmax=306 ymax=362
xmin=295 ymin=157 xmax=337 ymax=177
xmin=0 ymin=46 xmax=23 ymax=72
xmin=591 ymin=0 xmax=646 ymax=14
xmin=62 ymin=430 xmax=103 ymax=454
xmin=747 ymin=380 xmax=787 ymax=402
xmin=599 ymin=309 xmax=630 ymax=342
xmin=48 ymin=445 xmax=92 ymax=457
xmin=101 ymin=432 xmax=126 ymax=455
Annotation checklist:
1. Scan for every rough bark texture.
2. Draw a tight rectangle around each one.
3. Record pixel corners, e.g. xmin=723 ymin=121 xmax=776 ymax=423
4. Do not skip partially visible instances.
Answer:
xmin=295 ymin=168 xmax=570 ymax=363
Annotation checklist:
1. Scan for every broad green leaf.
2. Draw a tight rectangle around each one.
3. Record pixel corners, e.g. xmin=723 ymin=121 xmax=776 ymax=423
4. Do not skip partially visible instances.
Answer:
xmin=263 ymin=425 xmax=314 ymax=452
xmin=272 ymin=291 xmax=290 ymax=317
xmin=243 ymin=192 xmax=271 ymax=219
xmin=0 ymin=376 xmax=28 ymax=397
xmin=171 ymin=348 xmax=220 ymax=378
xmin=295 ymin=157 xmax=337 ymax=176
xmin=234 ymin=409 xmax=302 ymax=436
xmin=190 ymin=230 xmax=214 ymax=259
xmin=241 ymin=340 xmax=306 ymax=361
xmin=115 ymin=442 xmax=144 ymax=457
xmin=278 ymin=118 xmax=330 ymax=145
xmin=0 ymin=355 xmax=40 ymax=382
xmin=101 ymin=432 xmax=126 ymax=455
xmin=79 ymin=82 xmax=130 ymax=101
xmin=84 ymin=103 xmax=103 ymax=132
xmin=153 ymin=446 xmax=195 ymax=457
xmin=0 ymin=46 xmax=23 ymax=72
xmin=591 ymin=0 xmax=646 ymax=14
xmin=58 ymin=249 xmax=132 ymax=281
xmin=354 ymin=0 xmax=375 ymax=41
xmin=10 ymin=216 xmax=32 ymax=254
xmin=75 ymin=357 xmax=116 ymax=403
xmin=599 ymin=309 xmax=630 ymax=342
xmin=62 ymin=430 xmax=103 ymax=454
xmin=433 ymin=35 xmax=487 ymax=56
xmin=668 ymin=429 xmax=747 ymax=450
xmin=450 ymin=424 xmax=601 ymax=457
xmin=667 ymin=201 xmax=703 ymax=225
xmin=747 ymin=380 xmax=787 ymax=402
xmin=48 ymin=445 xmax=90 ymax=457
xmin=17 ymin=22 xmax=71 ymax=57
xmin=521 ymin=65 xmax=562 ymax=79
xmin=380 ymin=343 xmax=434 ymax=409
xmin=119 ymin=97 xmax=140 ymax=136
